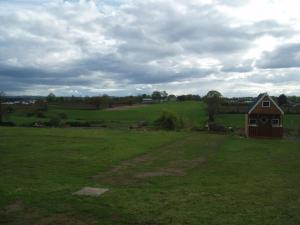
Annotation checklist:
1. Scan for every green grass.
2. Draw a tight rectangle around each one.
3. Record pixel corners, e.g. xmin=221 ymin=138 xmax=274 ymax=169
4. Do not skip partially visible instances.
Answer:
xmin=5 ymin=101 xmax=300 ymax=131
xmin=5 ymin=101 xmax=207 ymax=128
xmin=1 ymin=127 xmax=300 ymax=225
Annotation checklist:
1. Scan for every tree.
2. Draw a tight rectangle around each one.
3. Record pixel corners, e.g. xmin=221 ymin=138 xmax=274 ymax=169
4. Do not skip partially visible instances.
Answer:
xmin=0 ymin=91 xmax=5 ymax=123
xmin=278 ymin=94 xmax=287 ymax=106
xmin=168 ymin=94 xmax=176 ymax=101
xmin=90 ymin=96 xmax=102 ymax=109
xmin=152 ymin=91 xmax=161 ymax=100
xmin=203 ymin=90 xmax=222 ymax=122
xmin=101 ymin=94 xmax=112 ymax=108
xmin=90 ymin=95 xmax=112 ymax=109
xmin=160 ymin=91 xmax=168 ymax=100
xmin=47 ymin=92 xmax=56 ymax=102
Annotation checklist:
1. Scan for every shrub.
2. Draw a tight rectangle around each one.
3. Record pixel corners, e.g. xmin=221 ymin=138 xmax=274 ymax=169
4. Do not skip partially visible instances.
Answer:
xmin=48 ymin=116 xmax=62 ymax=127
xmin=154 ymin=111 xmax=183 ymax=130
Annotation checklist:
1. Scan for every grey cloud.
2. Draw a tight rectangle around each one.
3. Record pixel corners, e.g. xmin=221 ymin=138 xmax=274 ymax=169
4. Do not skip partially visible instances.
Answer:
xmin=247 ymin=70 xmax=300 ymax=84
xmin=257 ymin=43 xmax=300 ymax=69
xmin=221 ymin=59 xmax=253 ymax=73
xmin=0 ymin=0 xmax=299 ymax=96
xmin=215 ymin=0 xmax=249 ymax=7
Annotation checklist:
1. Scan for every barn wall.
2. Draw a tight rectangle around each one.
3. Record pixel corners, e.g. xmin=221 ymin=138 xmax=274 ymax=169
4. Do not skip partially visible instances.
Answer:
xmin=245 ymin=114 xmax=249 ymax=137
xmin=248 ymin=126 xmax=283 ymax=138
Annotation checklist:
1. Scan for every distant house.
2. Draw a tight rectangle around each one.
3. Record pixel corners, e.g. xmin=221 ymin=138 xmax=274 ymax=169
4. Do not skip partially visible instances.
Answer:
xmin=142 ymin=98 xmax=155 ymax=104
xmin=245 ymin=93 xmax=284 ymax=138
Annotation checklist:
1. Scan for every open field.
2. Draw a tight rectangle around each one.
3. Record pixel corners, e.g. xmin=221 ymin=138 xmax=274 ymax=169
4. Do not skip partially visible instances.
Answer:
xmin=4 ymin=101 xmax=300 ymax=131
xmin=1 ymin=127 xmax=300 ymax=225
xmin=5 ymin=101 xmax=207 ymax=128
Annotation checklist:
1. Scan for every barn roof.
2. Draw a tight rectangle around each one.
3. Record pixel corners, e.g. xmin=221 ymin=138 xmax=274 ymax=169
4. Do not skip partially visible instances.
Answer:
xmin=248 ymin=93 xmax=284 ymax=115
xmin=247 ymin=93 xmax=266 ymax=111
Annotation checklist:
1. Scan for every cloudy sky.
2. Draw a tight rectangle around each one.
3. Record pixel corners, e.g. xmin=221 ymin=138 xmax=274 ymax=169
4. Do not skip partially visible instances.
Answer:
xmin=0 ymin=0 xmax=300 ymax=96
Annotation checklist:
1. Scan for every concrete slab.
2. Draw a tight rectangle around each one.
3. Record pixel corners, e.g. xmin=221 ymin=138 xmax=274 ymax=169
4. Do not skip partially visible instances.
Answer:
xmin=73 ymin=187 xmax=109 ymax=197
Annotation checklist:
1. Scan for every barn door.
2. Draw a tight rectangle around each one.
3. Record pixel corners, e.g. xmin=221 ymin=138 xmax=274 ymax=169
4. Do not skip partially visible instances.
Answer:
xmin=258 ymin=115 xmax=272 ymax=137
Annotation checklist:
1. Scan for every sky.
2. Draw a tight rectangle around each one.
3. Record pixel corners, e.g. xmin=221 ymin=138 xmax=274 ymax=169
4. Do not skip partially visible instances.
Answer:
xmin=0 ymin=0 xmax=300 ymax=97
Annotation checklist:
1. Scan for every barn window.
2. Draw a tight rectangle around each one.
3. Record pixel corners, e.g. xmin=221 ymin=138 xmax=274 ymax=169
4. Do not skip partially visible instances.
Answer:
xmin=262 ymin=101 xmax=270 ymax=107
xmin=249 ymin=118 xmax=257 ymax=126
xmin=272 ymin=119 xmax=280 ymax=126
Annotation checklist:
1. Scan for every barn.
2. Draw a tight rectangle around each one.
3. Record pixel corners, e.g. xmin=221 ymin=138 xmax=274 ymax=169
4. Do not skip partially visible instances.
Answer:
xmin=245 ymin=93 xmax=284 ymax=138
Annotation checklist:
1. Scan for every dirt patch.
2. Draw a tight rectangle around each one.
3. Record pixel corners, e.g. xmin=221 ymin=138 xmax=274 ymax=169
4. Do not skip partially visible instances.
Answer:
xmin=35 ymin=214 xmax=92 ymax=225
xmin=105 ymin=104 xmax=148 ymax=111
xmin=93 ymin=154 xmax=153 ymax=185
xmin=167 ymin=157 xmax=206 ymax=169
xmin=73 ymin=187 xmax=109 ymax=197
xmin=134 ymin=157 xmax=206 ymax=178
xmin=95 ymin=153 xmax=153 ymax=176
xmin=135 ymin=171 xmax=173 ymax=178
xmin=5 ymin=200 xmax=23 ymax=214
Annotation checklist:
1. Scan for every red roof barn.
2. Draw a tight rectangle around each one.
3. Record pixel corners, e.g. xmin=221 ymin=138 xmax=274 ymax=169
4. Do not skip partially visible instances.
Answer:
xmin=245 ymin=93 xmax=284 ymax=138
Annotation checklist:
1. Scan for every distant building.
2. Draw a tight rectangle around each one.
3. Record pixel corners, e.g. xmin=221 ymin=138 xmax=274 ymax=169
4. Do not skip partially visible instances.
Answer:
xmin=142 ymin=98 xmax=153 ymax=104
xmin=168 ymin=95 xmax=177 ymax=101
xmin=2 ymin=100 xmax=36 ymax=105
xmin=245 ymin=93 xmax=284 ymax=138
xmin=142 ymin=98 xmax=158 ymax=104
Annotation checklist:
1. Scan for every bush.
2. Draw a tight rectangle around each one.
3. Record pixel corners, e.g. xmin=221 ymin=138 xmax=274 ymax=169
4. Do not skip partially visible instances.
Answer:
xmin=48 ymin=116 xmax=62 ymax=127
xmin=154 ymin=111 xmax=183 ymax=130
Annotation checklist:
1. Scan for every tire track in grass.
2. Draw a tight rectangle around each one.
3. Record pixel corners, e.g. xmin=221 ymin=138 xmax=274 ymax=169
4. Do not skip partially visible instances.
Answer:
xmin=93 ymin=133 xmax=227 ymax=185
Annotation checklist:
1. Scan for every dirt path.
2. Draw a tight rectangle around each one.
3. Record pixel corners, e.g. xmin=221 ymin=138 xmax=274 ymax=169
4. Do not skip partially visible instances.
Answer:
xmin=104 ymin=104 xmax=148 ymax=111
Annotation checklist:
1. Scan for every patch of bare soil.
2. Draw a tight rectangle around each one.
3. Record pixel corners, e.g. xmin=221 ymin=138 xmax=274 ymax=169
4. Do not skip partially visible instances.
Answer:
xmin=135 ymin=157 xmax=206 ymax=178
xmin=4 ymin=200 xmax=23 ymax=214
xmin=35 ymin=214 xmax=93 ymax=225
xmin=93 ymin=153 xmax=154 ymax=185
xmin=95 ymin=153 xmax=153 ymax=176
xmin=135 ymin=171 xmax=173 ymax=178
xmin=105 ymin=104 xmax=148 ymax=111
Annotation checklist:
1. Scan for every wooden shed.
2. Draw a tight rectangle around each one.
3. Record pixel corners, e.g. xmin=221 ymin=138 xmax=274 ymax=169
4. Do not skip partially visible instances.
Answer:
xmin=245 ymin=93 xmax=284 ymax=138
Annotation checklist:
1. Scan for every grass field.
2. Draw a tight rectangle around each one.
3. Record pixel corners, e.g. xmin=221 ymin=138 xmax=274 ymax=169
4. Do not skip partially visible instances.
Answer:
xmin=1 ymin=127 xmax=300 ymax=225
xmin=5 ymin=101 xmax=208 ymax=129
xmin=5 ymin=101 xmax=300 ymax=132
